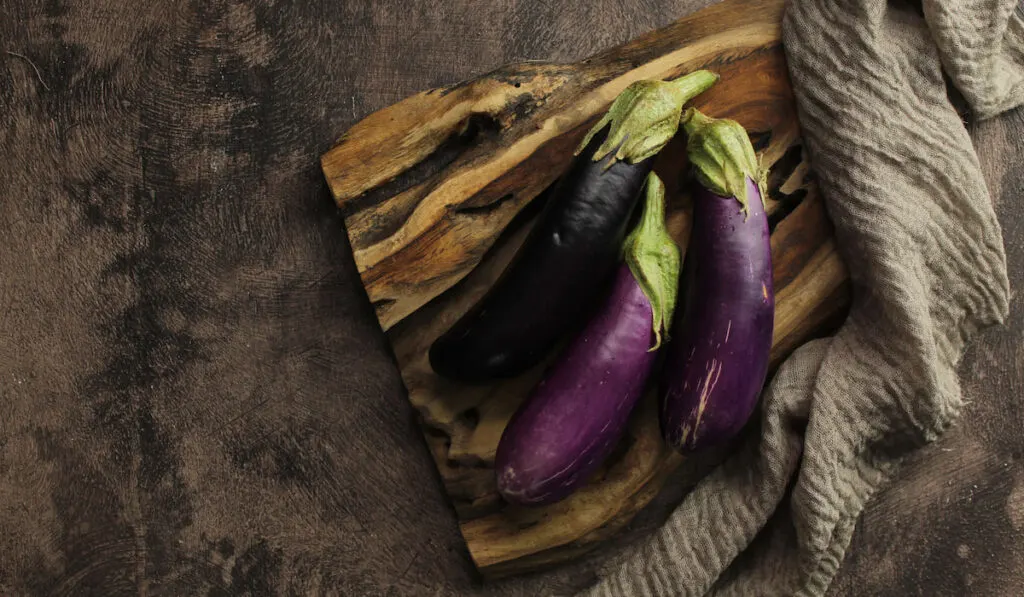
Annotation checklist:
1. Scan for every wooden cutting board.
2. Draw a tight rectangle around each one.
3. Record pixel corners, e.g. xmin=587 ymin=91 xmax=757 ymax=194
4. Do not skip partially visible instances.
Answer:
xmin=320 ymin=0 xmax=850 ymax=579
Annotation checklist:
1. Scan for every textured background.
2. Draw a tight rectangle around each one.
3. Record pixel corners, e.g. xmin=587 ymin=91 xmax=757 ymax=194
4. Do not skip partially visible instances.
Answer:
xmin=0 ymin=0 xmax=1020 ymax=595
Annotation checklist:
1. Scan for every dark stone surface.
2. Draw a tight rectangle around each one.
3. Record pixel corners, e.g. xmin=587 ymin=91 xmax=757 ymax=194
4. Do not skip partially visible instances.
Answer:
xmin=0 ymin=1 xmax=1019 ymax=595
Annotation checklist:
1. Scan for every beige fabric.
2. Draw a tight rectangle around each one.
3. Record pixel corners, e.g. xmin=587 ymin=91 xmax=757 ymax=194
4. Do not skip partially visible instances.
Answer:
xmin=585 ymin=1 xmax=1024 ymax=595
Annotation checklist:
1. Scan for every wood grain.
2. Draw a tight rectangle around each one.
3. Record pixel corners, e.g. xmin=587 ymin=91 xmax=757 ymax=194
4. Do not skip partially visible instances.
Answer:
xmin=321 ymin=0 xmax=852 ymax=577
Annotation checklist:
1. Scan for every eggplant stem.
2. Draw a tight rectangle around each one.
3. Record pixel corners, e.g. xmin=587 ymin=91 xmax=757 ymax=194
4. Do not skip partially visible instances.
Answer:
xmin=575 ymin=70 xmax=720 ymax=169
xmin=682 ymin=108 xmax=768 ymax=217
xmin=623 ymin=172 xmax=681 ymax=351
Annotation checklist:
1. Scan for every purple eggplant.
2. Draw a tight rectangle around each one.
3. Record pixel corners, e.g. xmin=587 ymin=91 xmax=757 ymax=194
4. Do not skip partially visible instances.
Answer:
xmin=429 ymin=71 xmax=718 ymax=383
xmin=495 ymin=172 xmax=680 ymax=506
xmin=659 ymin=109 xmax=774 ymax=454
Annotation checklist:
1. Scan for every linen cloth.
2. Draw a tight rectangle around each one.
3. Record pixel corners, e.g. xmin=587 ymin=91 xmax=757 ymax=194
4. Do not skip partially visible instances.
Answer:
xmin=587 ymin=1 xmax=1024 ymax=595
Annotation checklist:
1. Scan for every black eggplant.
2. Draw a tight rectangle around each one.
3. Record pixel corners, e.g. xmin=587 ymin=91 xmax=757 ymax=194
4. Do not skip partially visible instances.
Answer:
xmin=429 ymin=70 xmax=719 ymax=383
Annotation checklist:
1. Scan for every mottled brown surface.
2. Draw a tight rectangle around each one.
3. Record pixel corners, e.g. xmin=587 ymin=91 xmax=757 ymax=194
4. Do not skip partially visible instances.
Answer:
xmin=0 ymin=1 xmax=1020 ymax=596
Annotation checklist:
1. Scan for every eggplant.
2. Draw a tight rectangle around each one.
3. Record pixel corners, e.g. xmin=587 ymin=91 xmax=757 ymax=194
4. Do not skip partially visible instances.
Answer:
xmin=429 ymin=70 xmax=719 ymax=383
xmin=659 ymin=108 xmax=774 ymax=453
xmin=495 ymin=173 xmax=680 ymax=506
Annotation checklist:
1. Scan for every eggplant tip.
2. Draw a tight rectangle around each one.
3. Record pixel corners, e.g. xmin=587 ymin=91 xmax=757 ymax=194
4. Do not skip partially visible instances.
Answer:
xmin=496 ymin=467 xmax=546 ymax=506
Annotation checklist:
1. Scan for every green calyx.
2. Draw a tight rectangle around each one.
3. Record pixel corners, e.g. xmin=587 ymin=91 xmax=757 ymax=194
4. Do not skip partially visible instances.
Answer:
xmin=624 ymin=172 xmax=681 ymax=351
xmin=576 ymin=70 xmax=720 ymax=169
xmin=682 ymin=108 xmax=768 ymax=217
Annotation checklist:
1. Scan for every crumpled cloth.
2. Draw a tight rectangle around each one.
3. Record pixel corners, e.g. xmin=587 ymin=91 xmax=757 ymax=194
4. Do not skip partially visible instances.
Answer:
xmin=586 ymin=1 xmax=1024 ymax=595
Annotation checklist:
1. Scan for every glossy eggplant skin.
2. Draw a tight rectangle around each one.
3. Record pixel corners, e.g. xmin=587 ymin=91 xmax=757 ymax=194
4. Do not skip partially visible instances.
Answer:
xmin=659 ymin=175 xmax=774 ymax=452
xmin=495 ymin=263 xmax=659 ymax=505
xmin=429 ymin=128 xmax=654 ymax=383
